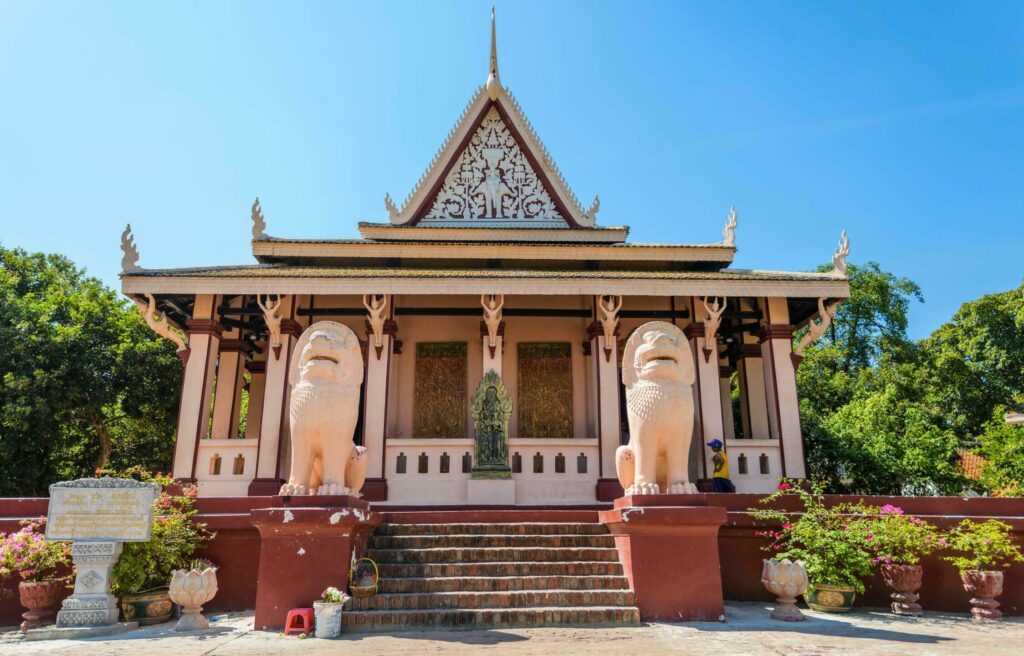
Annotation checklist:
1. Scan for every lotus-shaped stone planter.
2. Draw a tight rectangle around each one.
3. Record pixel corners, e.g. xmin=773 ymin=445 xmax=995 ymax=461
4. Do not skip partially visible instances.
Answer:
xmin=762 ymin=558 xmax=809 ymax=621
xmin=168 ymin=567 xmax=218 ymax=631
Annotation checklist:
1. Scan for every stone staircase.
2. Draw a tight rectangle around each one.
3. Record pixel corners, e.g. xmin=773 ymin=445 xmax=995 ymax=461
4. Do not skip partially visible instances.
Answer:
xmin=342 ymin=521 xmax=641 ymax=631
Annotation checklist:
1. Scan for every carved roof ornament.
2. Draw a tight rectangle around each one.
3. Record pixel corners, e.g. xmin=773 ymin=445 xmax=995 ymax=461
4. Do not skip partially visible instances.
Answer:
xmin=135 ymin=293 xmax=188 ymax=359
xmin=722 ymin=206 xmax=737 ymax=247
xmin=121 ymin=224 xmax=140 ymax=273
xmin=257 ymin=294 xmax=286 ymax=359
xmin=481 ymin=293 xmax=504 ymax=357
xmin=585 ymin=195 xmax=601 ymax=223
xmin=701 ymin=296 xmax=727 ymax=363
xmin=598 ymin=295 xmax=622 ymax=362
xmin=486 ymin=6 xmax=501 ymax=101
xmin=795 ymin=296 xmax=840 ymax=358
xmin=364 ymin=293 xmax=389 ymax=359
xmin=831 ymin=230 xmax=850 ymax=276
xmin=384 ymin=193 xmax=400 ymax=223
xmin=251 ymin=197 xmax=268 ymax=240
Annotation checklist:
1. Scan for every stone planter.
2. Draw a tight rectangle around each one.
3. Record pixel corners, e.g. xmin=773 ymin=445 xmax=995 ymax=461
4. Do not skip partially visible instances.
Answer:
xmin=313 ymin=601 xmax=345 ymax=638
xmin=961 ymin=570 xmax=1004 ymax=620
xmin=804 ymin=584 xmax=856 ymax=612
xmin=120 ymin=586 xmax=174 ymax=625
xmin=18 ymin=580 xmax=65 ymax=632
xmin=880 ymin=564 xmax=923 ymax=615
xmin=761 ymin=559 xmax=809 ymax=621
xmin=168 ymin=567 xmax=219 ymax=631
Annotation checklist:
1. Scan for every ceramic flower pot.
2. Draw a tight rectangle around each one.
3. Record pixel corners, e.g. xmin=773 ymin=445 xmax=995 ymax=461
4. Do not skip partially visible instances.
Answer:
xmin=762 ymin=559 xmax=809 ymax=621
xmin=881 ymin=564 xmax=923 ymax=615
xmin=168 ymin=567 xmax=219 ymax=631
xmin=18 ymin=580 xmax=65 ymax=632
xmin=313 ymin=601 xmax=345 ymax=638
xmin=120 ymin=586 xmax=174 ymax=625
xmin=804 ymin=584 xmax=856 ymax=612
xmin=961 ymin=570 xmax=1003 ymax=620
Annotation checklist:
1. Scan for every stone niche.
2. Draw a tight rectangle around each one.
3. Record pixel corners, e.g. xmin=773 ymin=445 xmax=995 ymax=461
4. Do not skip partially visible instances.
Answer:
xmin=468 ymin=369 xmax=515 ymax=504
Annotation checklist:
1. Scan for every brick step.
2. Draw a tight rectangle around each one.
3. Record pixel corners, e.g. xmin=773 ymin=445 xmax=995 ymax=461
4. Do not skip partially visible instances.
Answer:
xmin=367 ymin=546 xmax=620 ymax=564
xmin=377 ymin=560 xmax=625 ymax=579
xmin=376 ymin=523 xmax=608 ymax=536
xmin=347 ymin=589 xmax=636 ymax=611
xmin=341 ymin=605 xmax=641 ymax=633
xmin=369 ymin=533 xmax=616 ymax=550
xmin=377 ymin=574 xmax=630 ymax=594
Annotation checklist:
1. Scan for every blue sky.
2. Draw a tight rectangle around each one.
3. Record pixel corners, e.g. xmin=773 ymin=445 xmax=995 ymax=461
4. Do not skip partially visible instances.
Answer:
xmin=1 ymin=1 xmax=1021 ymax=338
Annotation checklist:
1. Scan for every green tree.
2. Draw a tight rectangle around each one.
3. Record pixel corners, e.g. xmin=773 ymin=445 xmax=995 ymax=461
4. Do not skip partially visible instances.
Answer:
xmin=0 ymin=245 xmax=182 ymax=496
xmin=975 ymin=409 xmax=1024 ymax=496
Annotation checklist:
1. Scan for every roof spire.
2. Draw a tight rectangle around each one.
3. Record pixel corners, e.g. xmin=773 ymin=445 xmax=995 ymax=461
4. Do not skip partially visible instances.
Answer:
xmin=486 ymin=6 xmax=501 ymax=100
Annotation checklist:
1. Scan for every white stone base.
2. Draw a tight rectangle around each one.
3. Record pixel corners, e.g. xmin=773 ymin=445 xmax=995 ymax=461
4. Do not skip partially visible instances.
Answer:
xmin=467 ymin=478 xmax=516 ymax=505
xmin=25 ymin=622 xmax=138 ymax=641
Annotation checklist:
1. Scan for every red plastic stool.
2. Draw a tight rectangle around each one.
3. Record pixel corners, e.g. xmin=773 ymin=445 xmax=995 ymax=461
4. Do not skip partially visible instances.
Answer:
xmin=284 ymin=608 xmax=315 ymax=636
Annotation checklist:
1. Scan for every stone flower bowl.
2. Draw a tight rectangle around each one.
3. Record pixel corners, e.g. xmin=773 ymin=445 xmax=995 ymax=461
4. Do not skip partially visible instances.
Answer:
xmin=168 ymin=567 xmax=218 ymax=631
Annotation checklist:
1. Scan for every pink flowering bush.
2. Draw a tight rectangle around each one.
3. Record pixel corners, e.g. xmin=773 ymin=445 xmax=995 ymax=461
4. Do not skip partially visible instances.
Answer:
xmin=942 ymin=519 xmax=1024 ymax=574
xmin=0 ymin=518 xmax=72 ymax=595
xmin=853 ymin=503 xmax=942 ymax=566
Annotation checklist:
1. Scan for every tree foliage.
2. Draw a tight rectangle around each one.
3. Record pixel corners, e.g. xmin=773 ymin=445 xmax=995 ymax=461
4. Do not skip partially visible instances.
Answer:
xmin=0 ymin=245 xmax=182 ymax=496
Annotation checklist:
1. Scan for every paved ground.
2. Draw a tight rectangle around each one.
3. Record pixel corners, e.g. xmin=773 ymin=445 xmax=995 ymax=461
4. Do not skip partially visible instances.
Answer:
xmin=2 ymin=603 xmax=1022 ymax=656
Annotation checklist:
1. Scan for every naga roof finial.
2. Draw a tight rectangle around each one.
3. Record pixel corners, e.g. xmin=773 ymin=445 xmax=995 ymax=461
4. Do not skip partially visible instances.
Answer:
xmin=486 ymin=6 xmax=501 ymax=100
xmin=121 ymin=224 xmax=140 ymax=273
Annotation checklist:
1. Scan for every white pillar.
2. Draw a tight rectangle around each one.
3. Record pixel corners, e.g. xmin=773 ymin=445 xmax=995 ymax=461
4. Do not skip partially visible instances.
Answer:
xmin=244 ymin=359 xmax=266 ymax=439
xmin=759 ymin=297 xmax=806 ymax=478
xmin=253 ymin=295 xmax=302 ymax=489
xmin=719 ymin=370 xmax=735 ymax=440
xmin=686 ymin=301 xmax=725 ymax=480
xmin=738 ymin=336 xmax=771 ymax=439
xmin=481 ymin=321 xmax=504 ymax=377
xmin=171 ymin=294 xmax=221 ymax=481
xmin=363 ymin=317 xmax=396 ymax=481
xmin=589 ymin=319 xmax=621 ymax=479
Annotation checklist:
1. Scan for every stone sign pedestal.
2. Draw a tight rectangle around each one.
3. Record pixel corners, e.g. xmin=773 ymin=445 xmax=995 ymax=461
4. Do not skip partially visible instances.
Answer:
xmin=56 ymin=541 xmax=122 ymax=627
xmin=250 ymin=496 xmax=380 ymax=630
xmin=599 ymin=495 xmax=726 ymax=621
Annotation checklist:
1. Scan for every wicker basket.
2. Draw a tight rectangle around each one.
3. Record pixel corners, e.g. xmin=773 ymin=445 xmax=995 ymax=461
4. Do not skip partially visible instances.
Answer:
xmin=349 ymin=557 xmax=379 ymax=597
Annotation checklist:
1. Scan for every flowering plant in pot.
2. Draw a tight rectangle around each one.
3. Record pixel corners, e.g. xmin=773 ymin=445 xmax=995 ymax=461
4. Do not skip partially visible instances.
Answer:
xmin=313 ymin=586 xmax=351 ymax=638
xmin=0 ymin=518 xmax=72 ymax=632
xmin=750 ymin=480 xmax=874 ymax=613
xmin=103 ymin=468 xmax=213 ymax=625
xmin=941 ymin=519 xmax=1023 ymax=620
xmin=855 ymin=503 xmax=942 ymax=615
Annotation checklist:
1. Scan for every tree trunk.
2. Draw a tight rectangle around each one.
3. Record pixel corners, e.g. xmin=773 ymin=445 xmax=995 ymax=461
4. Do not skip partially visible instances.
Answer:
xmin=91 ymin=417 xmax=112 ymax=472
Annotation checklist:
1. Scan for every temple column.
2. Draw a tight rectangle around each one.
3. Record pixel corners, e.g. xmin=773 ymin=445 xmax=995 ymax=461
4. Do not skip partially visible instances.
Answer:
xmin=210 ymin=300 xmax=248 ymax=439
xmin=590 ymin=295 xmax=622 ymax=484
xmin=363 ymin=301 xmax=396 ymax=499
xmin=737 ymin=333 xmax=771 ymax=439
xmin=759 ymin=297 xmax=805 ymax=478
xmin=685 ymin=319 xmax=724 ymax=481
xmin=250 ymin=295 xmax=303 ymax=494
xmin=244 ymin=359 xmax=266 ymax=439
xmin=171 ymin=294 xmax=222 ymax=481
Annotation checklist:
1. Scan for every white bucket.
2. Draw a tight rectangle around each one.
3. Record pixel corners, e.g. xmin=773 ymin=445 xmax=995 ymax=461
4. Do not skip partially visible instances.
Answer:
xmin=312 ymin=601 xmax=344 ymax=638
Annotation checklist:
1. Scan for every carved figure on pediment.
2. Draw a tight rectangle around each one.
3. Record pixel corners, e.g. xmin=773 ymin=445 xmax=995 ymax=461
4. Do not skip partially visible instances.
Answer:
xmin=279 ymin=321 xmax=367 ymax=497
xmin=617 ymin=322 xmax=699 ymax=496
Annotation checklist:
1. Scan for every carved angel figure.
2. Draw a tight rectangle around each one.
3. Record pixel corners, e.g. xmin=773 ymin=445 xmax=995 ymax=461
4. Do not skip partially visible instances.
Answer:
xmin=795 ymin=296 xmax=839 ymax=356
xmin=481 ymin=294 xmax=504 ymax=348
xmin=257 ymin=294 xmax=284 ymax=359
xmin=135 ymin=293 xmax=187 ymax=353
xmin=598 ymin=295 xmax=623 ymax=357
xmin=363 ymin=294 xmax=388 ymax=350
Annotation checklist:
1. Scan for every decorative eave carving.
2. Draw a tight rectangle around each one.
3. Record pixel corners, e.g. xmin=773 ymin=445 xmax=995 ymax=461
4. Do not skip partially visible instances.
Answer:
xmin=134 ymin=293 xmax=188 ymax=363
xmin=701 ymin=296 xmax=727 ymax=363
xmin=121 ymin=224 xmax=140 ymax=273
xmin=481 ymin=293 xmax=504 ymax=357
xmin=597 ymin=295 xmax=622 ymax=362
xmin=251 ymin=197 xmax=269 ymax=240
xmin=722 ymin=206 xmax=737 ymax=247
xmin=792 ymin=296 xmax=840 ymax=369
xmin=363 ymin=293 xmax=389 ymax=359
xmin=257 ymin=294 xmax=287 ymax=360
xmin=831 ymin=230 xmax=850 ymax=277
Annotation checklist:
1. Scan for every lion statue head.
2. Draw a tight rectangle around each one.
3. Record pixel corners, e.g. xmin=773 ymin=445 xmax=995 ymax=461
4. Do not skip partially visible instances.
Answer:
xmin=621 ymin=321 xmax=695 ymax=389
xmin=289 ymin=321 xmax=363 ymax=387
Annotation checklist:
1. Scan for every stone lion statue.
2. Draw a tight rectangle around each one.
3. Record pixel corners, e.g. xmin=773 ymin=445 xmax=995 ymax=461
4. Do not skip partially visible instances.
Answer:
xmin=279 ymin=321 xmax=368 ymax=497
xmin=616 ymin=321 xmax=699 ymax=496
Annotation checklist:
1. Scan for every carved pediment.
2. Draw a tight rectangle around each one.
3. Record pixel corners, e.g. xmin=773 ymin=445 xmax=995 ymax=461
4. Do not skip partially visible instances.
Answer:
xmin=422 ymin=107 xmax=565 ymax=224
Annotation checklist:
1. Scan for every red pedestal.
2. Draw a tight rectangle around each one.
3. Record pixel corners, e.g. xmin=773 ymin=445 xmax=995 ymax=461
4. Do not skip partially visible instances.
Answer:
xmin=250 ymin=496 xmax=380 ymax=630
xmin=596 ymin=478 xmax=624 ymax=502
xmin=599 ymin=495 xmax=727 ymax=621
xmin=361 ymin=478 xmax=389 ymax=501
xmin=248 ymin=478 xmax=284 ymax=496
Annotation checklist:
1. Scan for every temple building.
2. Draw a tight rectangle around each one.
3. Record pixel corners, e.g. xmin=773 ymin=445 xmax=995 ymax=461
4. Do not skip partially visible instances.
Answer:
xmin=120 ymin=14 xmax=850 ymax=504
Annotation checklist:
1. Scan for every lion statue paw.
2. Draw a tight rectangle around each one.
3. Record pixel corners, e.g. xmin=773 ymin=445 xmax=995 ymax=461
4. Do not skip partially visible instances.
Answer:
xmin=667 ymin=481 xmax=699 ymax=495
xmin=625 ymin=482 xmax=661 ymax=496
xmin=278 ymin=482 xmax=309 ymax=496
xmin=317 ymin=482 xmax=356 ymax=497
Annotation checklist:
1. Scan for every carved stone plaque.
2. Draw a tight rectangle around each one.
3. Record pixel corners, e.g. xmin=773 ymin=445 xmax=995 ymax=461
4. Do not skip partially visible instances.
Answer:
xmin=471 ymin=370 xmax=512 ymax=479
xmin=47 ymin=477 xmax=160 ymax=542
xmin=413 ymin=342 xmax=467 ymax=439
xmin=517 ymin=343 xmax=573 ymax=438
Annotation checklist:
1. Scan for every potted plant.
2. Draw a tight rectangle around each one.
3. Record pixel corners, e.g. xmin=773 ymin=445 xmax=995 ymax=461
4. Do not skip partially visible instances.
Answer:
xmin=168 ymin=558 xmax=218 ymax=631
xmin=857 ymin=503 xmax=942 ymax=615
xmin=314 ymin=586 xmax=351 ymax=638
xmin=942 ymin=519 xmax=1024 ymax=620
xmin=0 ymin=518 xmax=73 ymax=632
xmin=750 ymin=480 xmax=874 ymax=613
xmin=104 ymin=468 xmax=213 ymax=625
